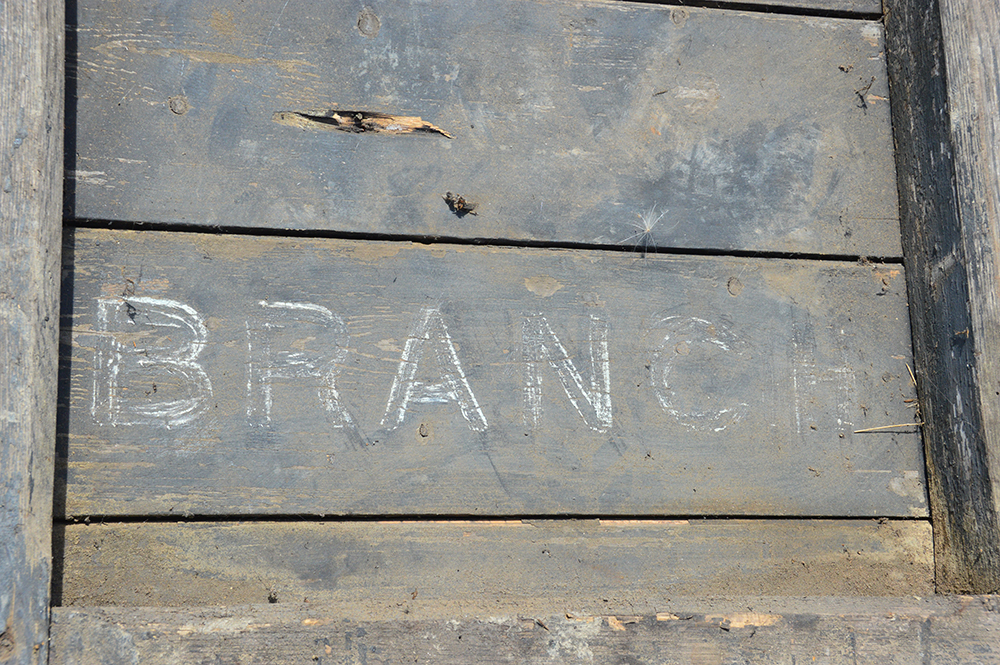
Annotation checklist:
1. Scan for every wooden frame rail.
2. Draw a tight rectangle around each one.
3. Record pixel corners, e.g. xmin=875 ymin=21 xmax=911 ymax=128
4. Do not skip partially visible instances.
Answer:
xmin=886 ymin=0 xmax=1000 ymax=593
xmin=0 ymin=0 xmax=64 ymax=662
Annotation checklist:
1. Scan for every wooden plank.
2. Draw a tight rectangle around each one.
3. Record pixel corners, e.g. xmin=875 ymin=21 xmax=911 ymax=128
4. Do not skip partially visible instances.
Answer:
xmin=0 ymin=0 xmax=64 ymax=663
xmin=60 ymin=228 xmax=924 ymax=517
xmin=761 ymin=0 xmax=880 ymax=10
xmin=56 ymin=519 xmax=933 ymax=608
xmin=884 ymin=0 xmax=1000 ymax=592
xmin=67 ymin=0 xmax=899 ymax=256
xmin=637 ymin=0 xmax=882 ymax=12
xmin=48 ymin=596 xmax=1000 ymax=664
xmin=937 ymin=0 xmax=1000 ymax=594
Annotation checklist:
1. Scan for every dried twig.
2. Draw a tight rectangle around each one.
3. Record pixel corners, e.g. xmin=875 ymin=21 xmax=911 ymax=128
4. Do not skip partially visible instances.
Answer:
xmin=853 ymin=422 xmax=923 ymax=433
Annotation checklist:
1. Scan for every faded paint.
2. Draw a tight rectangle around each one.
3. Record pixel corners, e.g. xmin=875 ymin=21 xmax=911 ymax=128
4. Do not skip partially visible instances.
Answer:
xmin=94 ymin=39 xmax=317 ymax=77
xmin=524 ymin=275 xmax=564 ymax=298
xmin=93 ymin=296 xmax=212 ymax=429
xmin=245 ymin=301 xmax=354 ymax=428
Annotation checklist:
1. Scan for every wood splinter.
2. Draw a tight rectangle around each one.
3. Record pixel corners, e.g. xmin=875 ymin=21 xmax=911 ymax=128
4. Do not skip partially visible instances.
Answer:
xmin=853 ymin=422 xmax=923 ymax=434
xmin=272 ymin=109 xmax=453 ymax=138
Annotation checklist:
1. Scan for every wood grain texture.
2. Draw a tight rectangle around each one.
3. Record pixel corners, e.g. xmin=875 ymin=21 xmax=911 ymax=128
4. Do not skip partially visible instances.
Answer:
xmin=757 ymin=0 xmax=880 ymax=10
xmin=67 ymin=0 xmax=899 ymax=256
xmin=59 ymin=228 xmax=925 ymax=517
xmin=56 ymin=519 xmax=933 ymax=609
xmin=48 ymin=596 xmax=1000 ymax=664
xmin=884 ymin=0 xmax=1000 ymax=592
xmin=0 ymin=0 xmax=64 ymax=663
xmin=939 ymin=0 xmax=1000 ymax=593
xmin=632 ymin=0 xmax=882 ymax=12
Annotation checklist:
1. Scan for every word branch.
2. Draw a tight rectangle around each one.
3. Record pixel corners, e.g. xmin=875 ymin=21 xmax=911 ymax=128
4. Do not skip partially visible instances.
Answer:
xmin=91 ymin=294 xmax=863 ymax=440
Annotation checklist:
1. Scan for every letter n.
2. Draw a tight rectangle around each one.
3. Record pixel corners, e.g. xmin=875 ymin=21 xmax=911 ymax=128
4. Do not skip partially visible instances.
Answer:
xmin=522 ymin=314 xmax=612 ymax=432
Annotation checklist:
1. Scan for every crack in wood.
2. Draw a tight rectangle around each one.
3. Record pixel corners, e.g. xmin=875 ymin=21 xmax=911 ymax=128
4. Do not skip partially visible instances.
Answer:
xmin=272 ymin=110 xmax=453 ymax=138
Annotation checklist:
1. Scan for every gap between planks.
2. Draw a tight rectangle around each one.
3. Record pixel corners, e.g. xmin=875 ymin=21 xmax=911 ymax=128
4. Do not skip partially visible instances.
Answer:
xmin=617 ymin=0 xmax=882 ymax=22
xmin=63 ymin=219 xmax=906 ymax=266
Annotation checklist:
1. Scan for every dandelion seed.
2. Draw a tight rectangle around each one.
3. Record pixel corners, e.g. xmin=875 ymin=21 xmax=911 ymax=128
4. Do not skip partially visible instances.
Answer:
xmin=620 ymin=205 xmax=673 ymax=257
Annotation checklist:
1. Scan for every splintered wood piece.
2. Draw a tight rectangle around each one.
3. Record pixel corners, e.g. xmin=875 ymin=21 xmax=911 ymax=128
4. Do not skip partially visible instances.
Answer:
xmin=272 ymin=110 xmax=454 ymax=138
xmin=59 ymin=229 xmax=926 ymax=517
xmin=57 ymin=520 xmax=933 ymax=608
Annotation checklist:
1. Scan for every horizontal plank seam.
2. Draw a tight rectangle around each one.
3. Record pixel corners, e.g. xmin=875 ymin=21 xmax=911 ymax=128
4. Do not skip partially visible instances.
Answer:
xmin=617 ymin=0 xmax=881 ymax=21
xmin=54 ymin=513 xmax=931 ymax=524
xmin=64 ymin=220 xmax=905 ymax=265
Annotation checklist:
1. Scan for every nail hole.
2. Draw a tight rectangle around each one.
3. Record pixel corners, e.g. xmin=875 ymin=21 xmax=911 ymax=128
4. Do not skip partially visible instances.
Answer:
xmin=168 ymin=95 xmax=190 ymax=115
xmin=358 ymin=7 xmax=380 ymax=38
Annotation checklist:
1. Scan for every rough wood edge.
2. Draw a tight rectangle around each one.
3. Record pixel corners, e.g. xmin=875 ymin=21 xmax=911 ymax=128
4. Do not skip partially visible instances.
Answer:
xmin=938 ymin=0 xmax=1000 ymax=590
xmin=48 ymin=597 xmax=1000 ymax=664
xmin=885 ymin=0 xmax=1000 ymax=593
xmin=0 ymin=0 xmax=65 ymax=663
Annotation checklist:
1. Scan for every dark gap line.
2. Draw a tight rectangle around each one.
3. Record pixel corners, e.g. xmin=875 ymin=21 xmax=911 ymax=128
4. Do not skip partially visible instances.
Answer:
xmin=66 ymin=218 xmax=905 ymax=266
xmin=618 ymin=0 xmax=882 ymax=21
xmin=56 ymin=513 xmax=928 ymax=525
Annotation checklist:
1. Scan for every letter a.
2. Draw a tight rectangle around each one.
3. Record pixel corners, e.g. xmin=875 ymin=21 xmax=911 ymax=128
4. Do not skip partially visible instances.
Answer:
xmin=381 ymin=307 xmax=488 ymax=432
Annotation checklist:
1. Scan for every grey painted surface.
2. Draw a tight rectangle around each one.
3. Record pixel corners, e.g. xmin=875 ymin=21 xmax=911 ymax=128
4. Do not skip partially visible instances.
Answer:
xmin=68 ymin=0 xmax=898 ymax=256
xmin=59 ymin=229 xmax=925 ymax=517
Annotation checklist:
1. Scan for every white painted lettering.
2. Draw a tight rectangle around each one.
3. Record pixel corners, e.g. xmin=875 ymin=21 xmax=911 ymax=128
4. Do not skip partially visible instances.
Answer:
xmin=649 ymin=316 xmax=748 ymax=432
xmin=246 ymin=301 xmax=354 ymax=428
xmin=789 ymin=320 xmax=856 ymax=434
xmin=93 ymin=296 xmax=212 ymax=428
xmin=522 ymin=314 xmax=612 ymax=432
xmin=381 ymin=307 xmax=488 ymax=432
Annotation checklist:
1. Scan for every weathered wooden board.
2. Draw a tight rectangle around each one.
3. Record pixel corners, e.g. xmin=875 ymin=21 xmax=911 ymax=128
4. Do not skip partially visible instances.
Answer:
xmin=56 ymin=520 xmax=933 ymax=608
xmin=49 ymin=596 xmax=1000 ymax=664
xmin=762 ymin=0 xmax=880 ymax=11
xmin=68 ymin=0 xmax=899 ymax=256
xmin=60 ymin=228 xmax=924 ymax=517
xmin=885 ymin=0 xmax=1000 ymax=593
xmin=0 ymin=0 xmax=64 ymax=662
xmin=936 ymin=0 xmax=1000 ymax=595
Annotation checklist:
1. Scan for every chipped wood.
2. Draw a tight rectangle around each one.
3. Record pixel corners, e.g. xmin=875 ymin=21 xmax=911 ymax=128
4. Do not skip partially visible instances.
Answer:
xmin=272 ymin=110 xmax=454 ymax=138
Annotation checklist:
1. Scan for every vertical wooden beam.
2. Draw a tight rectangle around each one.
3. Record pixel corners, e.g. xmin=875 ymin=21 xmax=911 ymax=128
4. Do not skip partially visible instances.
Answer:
xmin=937 ymin=0 xmax=1000 ymax=588
xmin=0 ymin=0 xmax=64 ymax=662
xmin=885 ymin=0 xmax=1000 ymax=592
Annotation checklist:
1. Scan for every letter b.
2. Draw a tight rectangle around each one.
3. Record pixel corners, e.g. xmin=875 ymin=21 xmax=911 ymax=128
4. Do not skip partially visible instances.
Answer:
xmin=92 ymin=297 xmax=212 ymax=428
